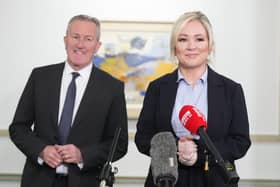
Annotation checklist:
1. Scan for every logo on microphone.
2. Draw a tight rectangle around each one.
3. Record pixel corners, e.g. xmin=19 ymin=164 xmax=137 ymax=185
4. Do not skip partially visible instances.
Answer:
xmin=169 ymin=157 xmax=175 ymax=167
xmin=180 ymin=110 xmax=192 ymax=126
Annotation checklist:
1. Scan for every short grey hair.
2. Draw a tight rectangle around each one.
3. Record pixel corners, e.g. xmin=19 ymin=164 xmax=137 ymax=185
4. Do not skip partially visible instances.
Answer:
xmin=66 ymin=14 xmax=101 ymax=41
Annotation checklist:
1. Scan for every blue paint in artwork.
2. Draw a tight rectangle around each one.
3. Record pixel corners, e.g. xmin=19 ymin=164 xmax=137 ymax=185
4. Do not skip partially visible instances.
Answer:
xmin=93 ymin=55 xmax=105 ymax=67
xmin=130 ymin=37 xmax=146 ymax=50
xmin=124 ymin=53 xmax=159 ymax=67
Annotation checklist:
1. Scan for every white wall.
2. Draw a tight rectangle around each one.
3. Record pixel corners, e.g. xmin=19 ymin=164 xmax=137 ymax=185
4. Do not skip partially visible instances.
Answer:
xmin=1 ymin=0 xmax=279 ymax=134
xmin=0 ymin=0 xmax=280 ymax=181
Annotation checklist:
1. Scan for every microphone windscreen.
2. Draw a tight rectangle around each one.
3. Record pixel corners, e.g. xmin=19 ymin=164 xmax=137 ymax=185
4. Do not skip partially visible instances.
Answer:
xmin=150 ymin=132 xmax=178 ymax=185
xmin=179 ymin=105 xmax=207 ymax=134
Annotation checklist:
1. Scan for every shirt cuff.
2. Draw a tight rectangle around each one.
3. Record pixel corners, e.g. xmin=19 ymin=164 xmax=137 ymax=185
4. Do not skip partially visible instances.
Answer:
xmin=38 ymin=157 xmax=44 ymax=165
xmin=77 ymin=162 xmax=84 ymax=169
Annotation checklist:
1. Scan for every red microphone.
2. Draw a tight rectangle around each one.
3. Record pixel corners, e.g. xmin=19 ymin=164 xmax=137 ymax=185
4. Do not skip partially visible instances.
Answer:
xmin=179 ymin=105 xmax=240 ymax=184
xmin=179 ymin=105 xmax=207 ymax=134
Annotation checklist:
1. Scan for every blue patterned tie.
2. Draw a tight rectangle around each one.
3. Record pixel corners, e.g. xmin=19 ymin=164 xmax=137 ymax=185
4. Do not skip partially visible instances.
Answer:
xmin=58 ymin=72 xmax=79 ymax=144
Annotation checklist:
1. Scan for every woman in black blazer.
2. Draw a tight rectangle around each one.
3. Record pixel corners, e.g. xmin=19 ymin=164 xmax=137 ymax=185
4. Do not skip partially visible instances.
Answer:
xmin=135 ymin=11 xmax=251 ymax=187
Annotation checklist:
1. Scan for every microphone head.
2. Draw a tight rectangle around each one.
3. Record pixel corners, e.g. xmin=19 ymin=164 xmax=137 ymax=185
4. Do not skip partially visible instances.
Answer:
xmin=179 ymin=105 xmax=207 ymax=134
xmin=150 ymin=132 xmax=178 ymax=185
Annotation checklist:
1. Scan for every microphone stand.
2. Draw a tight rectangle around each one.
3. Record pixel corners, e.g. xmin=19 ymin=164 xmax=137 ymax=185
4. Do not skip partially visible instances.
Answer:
xmin=99 ymin=128 xmax=121 ymax=187
xmin=156 ymin=176 xmax=176 ymax=187
xmin=198 ymin=127 xmax=239 ymax=184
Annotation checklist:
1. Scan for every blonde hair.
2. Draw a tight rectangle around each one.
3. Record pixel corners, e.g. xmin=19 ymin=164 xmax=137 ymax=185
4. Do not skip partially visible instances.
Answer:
xmin=170 ymin=11 xmax=215 ymax=63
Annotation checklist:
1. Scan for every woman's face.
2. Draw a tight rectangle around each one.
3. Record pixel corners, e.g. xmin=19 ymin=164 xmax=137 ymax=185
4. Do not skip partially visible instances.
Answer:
xmin=175 ymin=20 xmax=210 ymax=69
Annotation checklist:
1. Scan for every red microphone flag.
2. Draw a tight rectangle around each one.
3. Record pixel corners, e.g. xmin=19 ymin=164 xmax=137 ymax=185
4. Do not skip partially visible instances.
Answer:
xmin=179 ymin=105 xmax=208 ymax=134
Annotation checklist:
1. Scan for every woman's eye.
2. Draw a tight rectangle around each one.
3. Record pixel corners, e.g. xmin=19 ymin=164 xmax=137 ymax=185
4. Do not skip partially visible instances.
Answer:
xmin=196 ymin=38 xmax=205 ymax=42
xmin=178 ymin=38 xmax=187 ymax=42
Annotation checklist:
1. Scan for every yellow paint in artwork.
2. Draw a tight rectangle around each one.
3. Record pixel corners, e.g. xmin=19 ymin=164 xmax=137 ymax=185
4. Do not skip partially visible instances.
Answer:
xmin=99 ymin=56 xmax=129 ymax=82
xmin=99 ymin=58 xmax=177 ymax=91
xmin=129 ymin=61 xmax=177 ymax=91
xmin=147 ymin=61 xmax=177 ymax=82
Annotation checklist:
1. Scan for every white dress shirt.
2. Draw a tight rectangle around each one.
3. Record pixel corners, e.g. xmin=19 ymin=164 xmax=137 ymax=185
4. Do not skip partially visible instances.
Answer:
xmin=38 ymin=61 xmax=92 ymax=174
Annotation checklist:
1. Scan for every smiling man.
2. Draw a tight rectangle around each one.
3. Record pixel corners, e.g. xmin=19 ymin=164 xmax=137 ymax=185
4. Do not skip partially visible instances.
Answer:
xmin=9 ymin=14 xmax=128 ymax=187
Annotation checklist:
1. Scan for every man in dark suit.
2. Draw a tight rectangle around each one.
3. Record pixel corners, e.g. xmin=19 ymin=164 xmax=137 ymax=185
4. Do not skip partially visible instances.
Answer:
xmin=9 ymin=14 xmax=128 ymax=187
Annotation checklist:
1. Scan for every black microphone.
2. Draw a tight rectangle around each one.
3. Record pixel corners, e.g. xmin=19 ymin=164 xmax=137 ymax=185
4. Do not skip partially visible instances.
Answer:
xmin=179 ymin=105 xmax=240 ymax=184
xmin=99 ymin=127 xmax=121 ymax=187
xmin=150 ymin=132 xmax=178 ymax=187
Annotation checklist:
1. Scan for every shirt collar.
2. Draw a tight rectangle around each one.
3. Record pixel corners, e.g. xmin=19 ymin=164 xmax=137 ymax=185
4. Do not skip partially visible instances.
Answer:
xmin=64 ymin=61 xmax=93 ymax=78
xmin=176 ymin=67 xmax=208 ymax=84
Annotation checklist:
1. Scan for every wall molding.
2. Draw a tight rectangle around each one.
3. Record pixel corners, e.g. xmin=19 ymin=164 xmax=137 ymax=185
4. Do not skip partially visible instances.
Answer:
xmin=0 ymin=130 xmax=8 ymax=137
xmin=0 ymin=173 xmax=280 ymax=185
xmin=251 ymin=135 xmax=280 ymax=142
xmin=0 ymin=174 xmax=21 ymax=182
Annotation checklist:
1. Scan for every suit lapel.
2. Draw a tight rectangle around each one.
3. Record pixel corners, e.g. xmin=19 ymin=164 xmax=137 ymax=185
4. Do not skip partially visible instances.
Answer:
xmin=159 ymin=70 xmax=178 ymax=131
xmin=207 ymin=66 xmax=225 ymax=136
xmin=49 ymin=63 xmax=65 ymax=135
xmin=70 ymin=66 xmax=98 ymax=131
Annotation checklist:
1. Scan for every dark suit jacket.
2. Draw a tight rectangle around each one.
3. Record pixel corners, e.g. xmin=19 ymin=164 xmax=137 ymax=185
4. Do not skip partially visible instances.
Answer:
xmin=9 ymin=62 xmax=128 ymax=187
xmin=135 ymin=66 xmax=251 ymax=187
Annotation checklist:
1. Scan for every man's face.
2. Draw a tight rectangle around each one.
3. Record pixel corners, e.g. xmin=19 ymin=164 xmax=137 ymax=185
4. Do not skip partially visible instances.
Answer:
xmin=64 ymin=20 xmax=101 ymax=70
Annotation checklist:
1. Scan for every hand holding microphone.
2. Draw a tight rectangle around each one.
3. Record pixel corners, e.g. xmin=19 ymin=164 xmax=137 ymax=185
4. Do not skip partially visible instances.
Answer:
xmin=177 ymin=136 xmax=198 ymax=166
xmin=179 ymin=105 xmax=240 ymax=184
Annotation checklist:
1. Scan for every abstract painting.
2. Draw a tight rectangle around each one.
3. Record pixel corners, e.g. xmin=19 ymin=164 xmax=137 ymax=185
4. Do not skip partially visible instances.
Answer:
xmin=93 ymin=21 xmax=177 ymax=118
